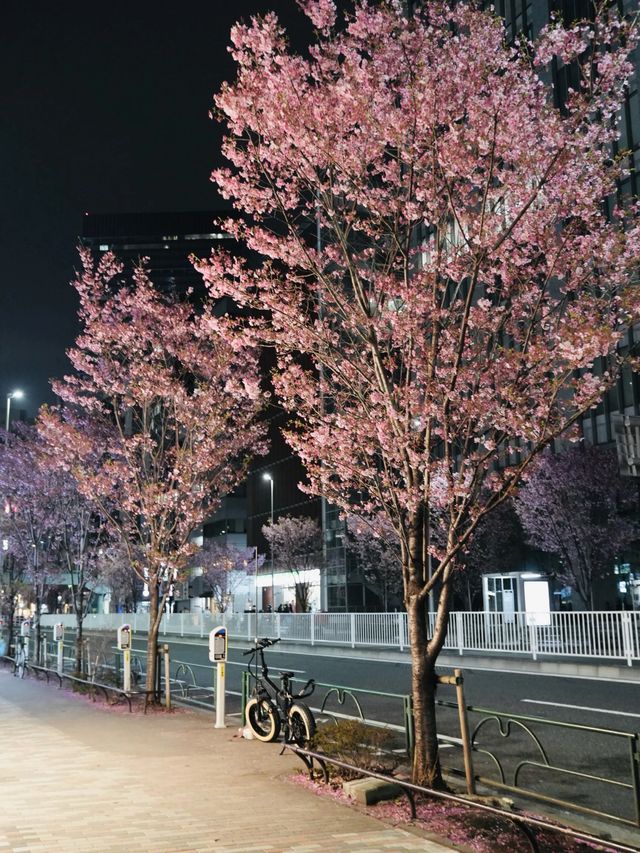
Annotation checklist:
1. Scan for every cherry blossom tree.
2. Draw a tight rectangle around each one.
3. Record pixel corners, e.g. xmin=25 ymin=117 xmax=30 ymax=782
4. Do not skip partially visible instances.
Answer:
xmin=47 ymin=478 xmax=120 ymax=673
xmin=457 ymin=501 xmax=525 ymax=610
xmin=39 ymin=249 xmax=265 ymax=695
xmin=516 ymin=446 xmax=637 ymax=609
xmin=262 ymin=515 xmax=322 ymax=611
xmin=199 ymin=1 xmax=640 ymax=784
xmin=0 ymin=538 xmax=28 ymax=654
xmin=347 ymin=514 xmax=403 ymax=612
xmin=0 ymin=426 xmax=60 ymax=663
xmin=191 ymin=541 xmax=263 ymax=612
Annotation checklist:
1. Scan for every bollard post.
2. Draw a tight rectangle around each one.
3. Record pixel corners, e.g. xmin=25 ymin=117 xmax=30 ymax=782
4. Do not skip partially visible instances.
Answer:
xmin=454 ymin=668 xmax=475 ymax=795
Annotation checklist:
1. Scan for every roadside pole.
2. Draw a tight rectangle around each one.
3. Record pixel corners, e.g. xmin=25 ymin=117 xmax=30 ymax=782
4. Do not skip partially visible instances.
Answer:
xmin=117 ymin=624 xmax=132 ymax=693
xmin=209 ymin=626 xmax=228 ymax=728
xmin=54 ymin=623 xmax=64 ymax=675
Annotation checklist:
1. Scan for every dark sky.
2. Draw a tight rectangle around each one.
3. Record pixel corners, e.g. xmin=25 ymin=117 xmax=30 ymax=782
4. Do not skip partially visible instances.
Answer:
xmin=2 ymin=1 xmax=315 ymax=419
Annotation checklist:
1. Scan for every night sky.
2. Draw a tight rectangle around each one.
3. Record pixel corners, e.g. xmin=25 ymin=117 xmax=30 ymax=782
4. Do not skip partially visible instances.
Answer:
xmin=2 ymin=1 xmax=315 ymax=419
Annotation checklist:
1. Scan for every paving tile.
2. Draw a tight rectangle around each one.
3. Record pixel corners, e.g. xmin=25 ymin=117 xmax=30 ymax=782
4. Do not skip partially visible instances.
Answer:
xmin=0 ymin=669 xmax=451 ymax=853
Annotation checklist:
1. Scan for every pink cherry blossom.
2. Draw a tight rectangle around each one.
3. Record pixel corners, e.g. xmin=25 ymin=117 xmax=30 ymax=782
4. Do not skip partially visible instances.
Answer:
xmin=200 ymin=0 xmax=640 ymax=785
xmin=40 ymin=249 xmax=266 ymax=694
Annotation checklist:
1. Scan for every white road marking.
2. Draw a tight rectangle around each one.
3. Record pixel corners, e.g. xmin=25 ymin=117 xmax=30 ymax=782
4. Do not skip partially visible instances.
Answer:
xmin=522 ymin=699 xmax=640 ymax=718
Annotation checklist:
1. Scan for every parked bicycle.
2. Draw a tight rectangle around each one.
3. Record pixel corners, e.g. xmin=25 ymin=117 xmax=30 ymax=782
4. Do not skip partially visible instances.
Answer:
xmin=244 ymin=637 xmax=316 ymax=745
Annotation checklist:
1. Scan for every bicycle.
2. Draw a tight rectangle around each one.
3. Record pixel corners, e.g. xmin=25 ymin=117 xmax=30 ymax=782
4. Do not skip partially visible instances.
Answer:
xmin=243 ymin=637 xmax=316 ymax=745
xmin=13 ymin=638 xmax=27 ymax=679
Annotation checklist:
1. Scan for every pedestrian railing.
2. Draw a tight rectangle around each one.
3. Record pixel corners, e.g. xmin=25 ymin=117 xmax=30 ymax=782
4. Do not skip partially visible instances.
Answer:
xmin=41 ymin=609 xmax=640 ymax=665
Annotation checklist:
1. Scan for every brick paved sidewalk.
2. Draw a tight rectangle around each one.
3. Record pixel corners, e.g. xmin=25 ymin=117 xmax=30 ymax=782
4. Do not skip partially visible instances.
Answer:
xmin=0 ymin=669 xmax=455 ymax=853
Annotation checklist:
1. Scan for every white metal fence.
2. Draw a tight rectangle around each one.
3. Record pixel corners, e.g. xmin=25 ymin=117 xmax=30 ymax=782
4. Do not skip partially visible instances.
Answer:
xmin=40 ymin=609 xmax=640 ymax=666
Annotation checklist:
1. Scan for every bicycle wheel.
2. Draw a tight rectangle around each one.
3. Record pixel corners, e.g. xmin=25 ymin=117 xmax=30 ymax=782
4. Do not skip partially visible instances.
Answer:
xmin=245 ymin=697 xmax=281 ymax=742
xmin=288 ymin=702 xmax=315 ymax=746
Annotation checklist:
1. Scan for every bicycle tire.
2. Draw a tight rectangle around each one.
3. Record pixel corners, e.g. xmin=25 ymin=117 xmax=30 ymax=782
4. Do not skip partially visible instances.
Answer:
xmin=245 ymin=697 xmax=281 ymax=742
xmin=288 ymin=701 xmax=315 ymax=746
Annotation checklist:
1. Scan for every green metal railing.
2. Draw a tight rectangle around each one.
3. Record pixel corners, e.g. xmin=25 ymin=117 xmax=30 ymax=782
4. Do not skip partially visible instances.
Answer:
xmin=436 ymin=698 xmax=640 ymax=828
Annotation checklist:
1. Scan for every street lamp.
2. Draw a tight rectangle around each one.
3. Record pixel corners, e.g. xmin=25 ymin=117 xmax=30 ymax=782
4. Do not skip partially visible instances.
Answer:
xmin=262 ymin=472 xmax=274 ymax=610
xmin=5 ymin=390 xmax=24 ymax=433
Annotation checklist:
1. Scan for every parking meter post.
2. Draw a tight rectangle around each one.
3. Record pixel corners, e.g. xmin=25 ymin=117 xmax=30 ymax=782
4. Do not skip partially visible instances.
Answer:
xmin=209 ymin=626 xmax=228 ymax=729
xmin=117 ymin=625 xmax=132 ymax=693
xmin=215 ymin=662 xmax=226 ymax=728
xmin=122 ymin=649 xmax=131 ymax=692
xmin=163 ymin=644 xmax=171 ymax=710
xmin=53 ymin=623 xmax=64 ymax=674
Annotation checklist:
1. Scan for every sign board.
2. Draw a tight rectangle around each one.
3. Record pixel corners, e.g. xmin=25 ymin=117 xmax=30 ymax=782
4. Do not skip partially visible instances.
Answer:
xmin=20 ymin=620 xmax=31 ymax=637
xmin=524 ymin=580 xmax=551 ymax=627
xmin=116 ymin=624 xmax=131 ymax=651
xmin=209 ymin=626 xmax=227 ymax=663
xmin=53 ymin=623 xmax=64 ymax=642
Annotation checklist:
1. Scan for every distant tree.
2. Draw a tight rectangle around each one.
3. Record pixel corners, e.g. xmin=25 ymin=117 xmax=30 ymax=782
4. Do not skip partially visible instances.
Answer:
xmin=39 ymin=250 xmax=266 ymax=696
xmin=46 ymin=476 xmax=119 ymax=674
xmin=347 ymin=514 xmax=402 ymax=611
xmin=193 ymin=542 xmax=264 ymax=612
xmin=0 ymin=543 xmax=28 ymax=653
xmin=0 ymin=426 xmax=60 ymax=663
xmin=262 ymin=516 xmax=322 ymax=611
xmin=457 ymin=502 xmax=524 ymax=610
xmin=203 ymin=0 xmax=640 ymax=784
xmin=515 ymin=446 xmax=637 ymax=609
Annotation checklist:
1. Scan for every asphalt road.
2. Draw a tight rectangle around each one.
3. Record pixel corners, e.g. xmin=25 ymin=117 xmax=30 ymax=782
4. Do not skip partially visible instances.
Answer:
xmin=44 ymin=628 xmax=640 ymax=831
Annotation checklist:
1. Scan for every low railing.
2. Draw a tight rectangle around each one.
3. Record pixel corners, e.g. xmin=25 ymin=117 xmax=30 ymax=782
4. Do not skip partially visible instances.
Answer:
xmin=41 ymin=609 xmax=640 ymax=664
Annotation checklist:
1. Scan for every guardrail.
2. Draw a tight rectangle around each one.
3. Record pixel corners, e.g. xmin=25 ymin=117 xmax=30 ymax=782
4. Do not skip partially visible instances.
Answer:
xmin=41 ymin=609 xmax=640 ymax=664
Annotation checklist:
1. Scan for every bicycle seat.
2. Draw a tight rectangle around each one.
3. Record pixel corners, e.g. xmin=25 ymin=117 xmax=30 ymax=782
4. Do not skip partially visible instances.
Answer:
xmin=279 ymin=670 xmax=295 ymax=678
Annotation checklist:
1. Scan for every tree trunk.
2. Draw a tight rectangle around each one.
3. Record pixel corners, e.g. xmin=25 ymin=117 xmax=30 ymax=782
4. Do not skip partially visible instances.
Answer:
xmin=34 ymin=590 xmax=42 ymax=665
xmin=145 ymin=580 xmax=160 ymax=699
xmin=75 ymin=619 xmax=84 ymax=676
xmin=406 ymin=594 xmax=445 ymax=788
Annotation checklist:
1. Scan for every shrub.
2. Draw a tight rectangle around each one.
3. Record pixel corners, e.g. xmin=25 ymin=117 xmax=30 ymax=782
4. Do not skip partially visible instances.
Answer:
xmin=311 ymin=719 xmax=399 ymax=781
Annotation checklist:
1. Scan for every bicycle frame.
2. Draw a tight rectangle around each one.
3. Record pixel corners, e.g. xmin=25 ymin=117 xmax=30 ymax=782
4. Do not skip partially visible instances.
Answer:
xmin=245 ymin=639 xmax=314 ymax=723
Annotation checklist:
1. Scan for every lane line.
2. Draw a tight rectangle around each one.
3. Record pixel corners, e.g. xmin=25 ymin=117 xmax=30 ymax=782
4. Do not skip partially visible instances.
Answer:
xmin=522 ymin=699 xmax=640 ymax=718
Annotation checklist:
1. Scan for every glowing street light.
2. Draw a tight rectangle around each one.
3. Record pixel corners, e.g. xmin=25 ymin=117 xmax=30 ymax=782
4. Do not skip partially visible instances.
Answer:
xmin=5 ymin=390 xmax=24 ymax=433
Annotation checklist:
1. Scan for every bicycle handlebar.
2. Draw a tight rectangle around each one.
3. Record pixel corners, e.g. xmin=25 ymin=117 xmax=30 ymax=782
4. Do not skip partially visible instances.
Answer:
xmin=297 ymin=678 xmax=315 ymax=699
xmin=242 ymin=637 xmax=282 ymax=656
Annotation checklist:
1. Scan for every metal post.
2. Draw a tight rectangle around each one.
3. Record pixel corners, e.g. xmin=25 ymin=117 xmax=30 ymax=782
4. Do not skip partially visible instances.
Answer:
xmin=350 ymin=613 xmax=356 ymax=649
xmin=404 ymin=694 xmax=415 ymax=757
xmin=215 ymin=661 xmax=226 ymax=728
xmin=123 ymin=648 xmax=131 ymax=693
xmin=529 ymin=623 xmax=538 ymax=661
xmin=622 ymin=612 xmax=634 ymax=667
xmin=454 ymin=668 xmax=475 ymax=795
xmin=456 ymin=611 xmax=464 ymax=656
xmin=163 ymin=644 xmax=171 ymax=709
xmin=57 ymin=639 xmax=64 ymax=675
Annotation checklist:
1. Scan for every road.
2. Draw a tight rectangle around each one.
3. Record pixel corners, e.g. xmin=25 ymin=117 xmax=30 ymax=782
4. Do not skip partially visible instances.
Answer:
xmin=46 ymin=628 xmax=640 ymax=831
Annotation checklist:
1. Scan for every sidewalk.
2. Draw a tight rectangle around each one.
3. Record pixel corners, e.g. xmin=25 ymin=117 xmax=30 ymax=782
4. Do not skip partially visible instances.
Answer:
xmin=0 ymin=670 xmax=453 ymax=853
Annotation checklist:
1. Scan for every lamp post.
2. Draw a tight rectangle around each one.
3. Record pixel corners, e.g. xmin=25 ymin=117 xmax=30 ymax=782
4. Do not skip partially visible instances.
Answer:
xmin=262 ymin=472 xmax=274 ymax=610
xmin=5 ymin=390 xmax=24 ymax=433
